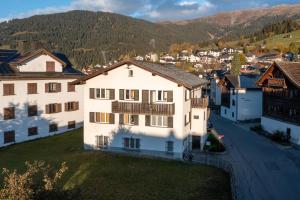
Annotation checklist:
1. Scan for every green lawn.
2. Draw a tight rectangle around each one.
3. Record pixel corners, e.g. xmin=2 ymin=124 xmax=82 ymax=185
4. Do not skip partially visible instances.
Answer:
xmin=0 ymin=129 xmax=231 ymax=200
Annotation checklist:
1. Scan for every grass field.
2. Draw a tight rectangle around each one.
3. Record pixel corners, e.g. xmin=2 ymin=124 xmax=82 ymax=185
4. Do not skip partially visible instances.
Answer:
xmin=0 ymin=129 xmax=231 ymax=200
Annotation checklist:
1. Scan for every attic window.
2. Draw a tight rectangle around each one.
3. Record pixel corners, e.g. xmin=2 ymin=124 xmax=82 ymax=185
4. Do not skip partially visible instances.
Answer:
xmin=46 ymin=61 xmax=55 ymax=72
xmin=128 ymin=70 xmax=133 ymax=77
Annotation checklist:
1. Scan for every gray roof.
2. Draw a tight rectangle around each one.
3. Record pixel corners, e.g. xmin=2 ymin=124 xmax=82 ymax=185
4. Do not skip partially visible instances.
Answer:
xmin=77 ymin=60 xmax=207 ymax=89
xmin=225 ymin=74 xmax=260 ymax=89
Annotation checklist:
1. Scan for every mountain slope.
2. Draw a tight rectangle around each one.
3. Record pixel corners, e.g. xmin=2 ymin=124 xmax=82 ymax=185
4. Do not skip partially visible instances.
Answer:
xmin=0 ymin=4 xmax=300 ymax=67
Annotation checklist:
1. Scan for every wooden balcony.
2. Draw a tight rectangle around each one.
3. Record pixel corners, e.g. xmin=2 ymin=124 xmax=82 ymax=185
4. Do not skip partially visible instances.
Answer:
xmin=191 ymin=97 xmax=209 ymax=108
xmin=268 ymin=78 xmax=286 ymax=88
xmin=112 ymin=101 xmax=175 ymax=115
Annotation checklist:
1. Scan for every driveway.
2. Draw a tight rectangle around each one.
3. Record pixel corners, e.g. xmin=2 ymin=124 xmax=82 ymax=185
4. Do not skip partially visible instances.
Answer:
xmin=210 ymin=113 xmax=300 ymax=200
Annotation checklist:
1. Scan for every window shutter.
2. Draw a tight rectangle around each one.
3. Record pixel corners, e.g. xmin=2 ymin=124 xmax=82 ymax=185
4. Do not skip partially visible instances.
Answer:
xmin=134 ymin=90 xmax=139 ymax=101
xmin=168 ymin=117 xmax=173 ymax=128
xmin=142 ymin=90 xmax=149 ymax=103
xmin=90 ymin=112 xmax=95 ymax=123
xmin=185 ymin=90 xmax=187 ymax=101
xmin=109 ymin=89 xmax=115 ymax=100
xmin=45 ymin=83 xmax=49 ymax=93
xmin=64 ymin=103 xmax=68 ymax=111
xmin=57 ymin=83 xmax=61 ymax=92
xmin=119 ymin=114 xmax=124 ymax=125
xmin=167 ymin=91 xmax=173 ymax=102
xmin=89 ymin=88 xmax=95 ymax=99
xmin=57 ymin=103 xmax=62 ymax=112
xmin=109 ymin=113 xmax=115 ymax=124
xmin=145 ymin=115 xmax=150 ymax=126
xmin=45 ymin=105 xmax=50 ymax=114
xmin=119 ymin=89 xmax=124 ymax=100
xmin=75 ymin=102 xmax=79 ymax=110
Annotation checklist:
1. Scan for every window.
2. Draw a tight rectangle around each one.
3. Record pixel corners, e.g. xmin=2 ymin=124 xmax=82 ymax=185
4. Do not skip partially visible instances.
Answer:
xmin=45 ymin=83 xmax=61 ymax=93
xmin=89 ymin=112 xmax=114 ymax=124
xmin=123 ymin=137 xmax=140 ymax=150
xmin=120 ymin=114 xmax=139 ymax=125
xmin=157 ymin=90 xmax=168 ymax=102
xmin=185 ymin=112 xmax=191 ymax=125
xmin=128 ymin=70 xmax=133 ymax=77
xmin=92 ymin=88 xmax=114 ymax=100
xmin=46 ymin=103 xmax=61 ymax=114
xmin=49 ymin=123 xmax=58 ymax=132
xmin=27 ymin=83 xmax=37 ymax=94
xmin=232 ymin=89 xmax=235 ymax=95
xmin=65 ymin=102 xmax=79 ymax=112
xmin=119 ymin=89 xmax=139 ymax=101
xmin=224 ymin=109 xmax=227 ymax=114
xmin=166 ymin=141 xmax=174 ymax=153
xmin=232 ymin=112 xmax=234 ymax=118
xmin=28 ymin=105 xmax=38 ymax=117
xmin=3 ymin=84 xmax=14 ymax=96
xmin=28 ymin=127 xmax=38 ymax=136
xmin=194 ymin=115 xmax=199 ymax=119
xmin=126 ymin=90 xmax=136 ymax=100
xmin=96 ymin=135 xmax=109 ymax=148
xmin=232 ymin=99 xmax=235 ymax=106
xmin=68 ymin=82 xmax=75 ymax=92
xmin=151 ymin=115 xmax=168 ymax=127
xmin=4 ymin=131 xmax=15 ymax=144
xmin=151 ymin=90 xmax=172 ymax=102
xmin=4 ymin=107 xmax=15 ymax=120
xmin=68 ymin=121 xmax=76 ymax=129
xmin=46 ymin=61 xmax=55 ymax=72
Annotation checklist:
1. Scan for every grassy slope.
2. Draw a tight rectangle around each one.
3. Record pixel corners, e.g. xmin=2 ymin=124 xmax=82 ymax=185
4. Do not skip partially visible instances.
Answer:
xmin=0 ymin=129 xmax=231 ymax=200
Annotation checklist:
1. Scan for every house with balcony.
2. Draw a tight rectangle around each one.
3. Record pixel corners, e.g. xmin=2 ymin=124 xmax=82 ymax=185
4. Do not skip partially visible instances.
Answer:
xmin=74 ymin=60 xmax=208 ymax=159
xmin=0 ymin=46 xmax=84 ymax=147
xmin=220 ymin=74 xmax=262 ymax=121
xmin=257 ymin=62 xmax=300 ymax=145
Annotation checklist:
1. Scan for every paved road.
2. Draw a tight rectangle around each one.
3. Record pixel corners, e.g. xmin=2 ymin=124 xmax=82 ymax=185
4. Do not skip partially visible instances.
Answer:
xmin=210 ymin=113 xmax=300 ymax=200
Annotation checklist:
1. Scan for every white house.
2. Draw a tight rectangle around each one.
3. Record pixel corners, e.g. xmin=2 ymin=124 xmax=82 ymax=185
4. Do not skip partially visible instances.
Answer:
xmin=210 ymin=77 xmax=223 ymax=106
xmin=74 ymin=60 xmax=209 ymax=159
xmin=0 ymin=48 xmax=84 ymax=147
xmin=208 ymin=50 xmax=221 ymax=58
xmin=220 ymin=74 xmax=262 ymax=121
xmin=257 ymin=62 xmax=300 ymax=145
xmin=188 ymin=55 xmax=200 ymax=63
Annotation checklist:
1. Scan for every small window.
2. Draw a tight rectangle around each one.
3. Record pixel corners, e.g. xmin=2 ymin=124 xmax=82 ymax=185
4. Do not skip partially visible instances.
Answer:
xmin=232 ymin=112 xmax=234 ymax=118
xmin=4 ymin=130 xmax=15 ymax=144
xmin=151 ymin=115 xmax=168 ymax=127
xmin=46 ymin=83 xmax=61 ymax=93
xmin=46 ymin=61 xmax=55 ymax=72
xmin=65 ymin=102 xmax=79 ymax=112
xmin=49 ymin=123 xmax=58 ymax=132
xmin=123 ymin=137 xmax=140 ymax=150
xmin=232 ymin=99 xmax=235 ymax=106
xmin=224 ymin=109 xmax=227 ymax=114
xmin=27 ymin=83 xmax=37 ymax=94
xmin=28 ymin=127 xmax=38 ymax=136
xmin=166 ymin=141 xmax=174 ymax=153
xmin=28 ymin=105 xmax=38 ymax=117
xmin=46 ymin=103 xmax=61 ymax=114
xmin=123 ymin=114 xmax=139 ymax=125
xmin=128 ymin=70 xmax=133 ymax=77
xmin=3 ymin=84 xmax=14 ymax=96
xmin=96 ymin=135 xmax=109 ymax=148
xmin=4 ymin=107 xmax=15 ymax=120
xmin=68 ymin=121 xmax=76 ymax=129
xmin=194 ymin=115 xmax=199 ymax=119
xmin=68 ymin=82 xmax=75 ymax=92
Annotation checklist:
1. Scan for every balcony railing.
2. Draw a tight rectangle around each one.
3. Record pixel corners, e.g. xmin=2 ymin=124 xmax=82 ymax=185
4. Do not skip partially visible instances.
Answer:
xmin=268 ymin=78 xmax=286 ymax=88
xmin=112 ymin=101 xmax=175 ymax=115
xmin=191 ymin=97 xmax=209 ymax=108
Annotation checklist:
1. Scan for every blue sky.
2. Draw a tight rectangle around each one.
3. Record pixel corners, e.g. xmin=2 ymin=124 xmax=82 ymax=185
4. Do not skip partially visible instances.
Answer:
xmin=0 ymin=0 xmax=299 ymax=22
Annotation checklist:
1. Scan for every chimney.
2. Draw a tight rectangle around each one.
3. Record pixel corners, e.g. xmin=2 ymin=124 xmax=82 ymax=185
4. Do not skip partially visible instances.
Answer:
xmin=17 ymin=40 xmax=31 ymax=55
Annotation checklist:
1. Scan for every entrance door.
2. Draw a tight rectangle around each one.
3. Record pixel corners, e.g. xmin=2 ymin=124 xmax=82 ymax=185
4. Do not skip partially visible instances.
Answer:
xmin=192 ymin=136 xmax=201 ymax=150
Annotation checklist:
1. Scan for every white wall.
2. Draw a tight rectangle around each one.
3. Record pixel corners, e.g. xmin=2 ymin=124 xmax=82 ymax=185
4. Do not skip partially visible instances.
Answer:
xmin=17 ymin=55 xmax=63 ymax=72
xmin=261 ymin=116 xmax=300 ymax=145
xmin=0 ymin=79 xmax=83 ymax=147
xmin=83 ymin=63 xmax=207 ymax=158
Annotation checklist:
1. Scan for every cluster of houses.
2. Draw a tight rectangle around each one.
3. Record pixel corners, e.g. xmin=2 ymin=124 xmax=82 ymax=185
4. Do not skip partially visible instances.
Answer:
xmin=0 ymin=44 xmax=209 ymax=159
xmin=210 ymin=61 xmax=300 ymax=145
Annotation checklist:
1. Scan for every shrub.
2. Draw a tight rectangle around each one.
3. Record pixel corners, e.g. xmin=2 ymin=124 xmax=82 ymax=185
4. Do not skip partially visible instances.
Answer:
xmin=271 ymin=130 xmax=290 ymax=144
xmin=204 ymin=134 xmax=225 ymax=152
xmin=250 ymin=125 xmax=262 ymax=132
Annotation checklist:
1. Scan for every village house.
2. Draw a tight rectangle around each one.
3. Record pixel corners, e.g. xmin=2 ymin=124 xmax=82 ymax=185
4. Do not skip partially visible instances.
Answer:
xmin=74 ymin=60 xmax=209 ymax=159
xmin=257 ymin=62 xmax=300 ymax=145
xmin=220 ymin=74 xmax=262 ymax=121
xmin=208 ymin=49 xmax=221 ymax=58
xmin=0 ymin=46 xmax=84 ymax=147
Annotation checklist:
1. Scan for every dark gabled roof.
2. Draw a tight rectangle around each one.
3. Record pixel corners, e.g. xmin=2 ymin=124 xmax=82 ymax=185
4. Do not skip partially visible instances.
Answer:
xmin=257 ymin=61 xmax=300 ymax=88
xmin=74 ymin=60 xmax=207 ymax=89
xmin=0 ymin=49 xmax=18 ymax=62
xmin=225 ymin=74 xmax=260 ymax=89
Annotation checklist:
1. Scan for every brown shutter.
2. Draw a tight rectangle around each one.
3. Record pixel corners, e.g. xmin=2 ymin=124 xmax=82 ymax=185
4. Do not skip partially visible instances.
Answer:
xmin=3 ymin=84 xmax=14 ymax=96
xmin=57 ymin=83 xmax=61 ymax=92
xmin=119 ymin=114 xmax=124 ymax=125
xmin=45 ymin=83 xmax=49 ymax=93
xmin=134 ymin=90 xmax=139 ymax=101
xmin=68 ymin=82 xmax=75 ymax=92
xmin=65 ymin=103 xmax=68 ymax=111
xmin=168 ymin=117 xmax=173 ymax=128
xmin=119 ymin=89 xmax=124 ymax=100
xmin=56 ymin=103 xmax=62 ymax=113
xmin=167 ymin=91 xmax=173 ymax=102
xmin=90 ymin=112 xmax=95 ymax=123
xmin=109 ymin=89 xmax=115 ymax=100
xmin=109 ymin=113 xmax=115 ymax=124
xmin=45 ymin=105 xmax=50 ymax=114
xmin=145 ymin=115 xmax=150 ymax=126
xmin=142 ymin=90 xmax=149 ymax=103
xmin=90 ymin=88 xmax=95 ymax=99
xmin=75 ymin=102 xmax=79 ymax=110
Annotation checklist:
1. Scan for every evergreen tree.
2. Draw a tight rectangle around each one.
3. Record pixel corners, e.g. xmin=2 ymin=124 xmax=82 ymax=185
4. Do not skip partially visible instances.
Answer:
xmin=231 ymin=53 xmax=241 ymax=75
